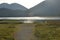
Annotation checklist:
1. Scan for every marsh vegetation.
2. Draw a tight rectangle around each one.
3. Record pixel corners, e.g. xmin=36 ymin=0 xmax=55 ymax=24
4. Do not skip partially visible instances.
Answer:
xmin=0 ymin=20 xmax=60 ymax=40
xmin=0 ymin=24 xmax=17 ymax=40
xmin=34 ymin=21 xmax=60 ymax=40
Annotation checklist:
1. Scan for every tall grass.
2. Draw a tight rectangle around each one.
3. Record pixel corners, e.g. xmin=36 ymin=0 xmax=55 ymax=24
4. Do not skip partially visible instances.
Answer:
xmin=34 ymin=21 xmax=60 ymax=40
xmin=0 ymin=24 xmax=17 ymax=40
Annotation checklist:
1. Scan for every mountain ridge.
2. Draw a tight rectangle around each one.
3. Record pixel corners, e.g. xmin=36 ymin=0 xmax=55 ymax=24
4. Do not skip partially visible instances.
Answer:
xmin=0 ymin=3 xmax=27 ymax=10
xmin=28 ymin=0 xmax=60 ymax=17
xmin=0 ymin=8 xmax=27 ymax=17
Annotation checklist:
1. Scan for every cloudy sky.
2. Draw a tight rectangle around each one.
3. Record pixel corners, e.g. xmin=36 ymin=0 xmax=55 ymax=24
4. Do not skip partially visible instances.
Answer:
xmin=0 ymin=0 xmax=44 ymax=9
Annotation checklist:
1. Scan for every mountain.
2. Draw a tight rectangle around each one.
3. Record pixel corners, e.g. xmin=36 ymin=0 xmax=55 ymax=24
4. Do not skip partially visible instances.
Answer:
xmin=0 ymin=8 xmax=27 ymax=17
xmin=0 ymin=3 xmax=27 ymax=10
xmin=28 ymin=0 xmax=60 ymax=17
xmin=0 ymin=3 xmax=28 ymax=17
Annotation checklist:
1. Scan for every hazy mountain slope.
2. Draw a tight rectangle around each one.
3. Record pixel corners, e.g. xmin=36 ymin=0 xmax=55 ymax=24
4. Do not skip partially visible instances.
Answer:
xmin=28 ymin=0 xmax=60 ymax=17
xmin=0 ymin=3 xmax=27 ymax=10
xmin=0 ymin=8 xmax=27 ymax=17
xmin=0 ymin=3 xmax=28 ymax=17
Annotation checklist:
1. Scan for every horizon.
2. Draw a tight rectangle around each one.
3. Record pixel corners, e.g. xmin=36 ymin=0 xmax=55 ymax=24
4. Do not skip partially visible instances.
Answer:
xmin=0 ymin=17 xmax=59 ymax=20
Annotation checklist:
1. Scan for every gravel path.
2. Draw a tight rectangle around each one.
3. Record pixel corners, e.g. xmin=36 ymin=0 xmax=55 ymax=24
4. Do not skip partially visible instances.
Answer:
xmin=14 ymin=24 xmax=35 ymax=40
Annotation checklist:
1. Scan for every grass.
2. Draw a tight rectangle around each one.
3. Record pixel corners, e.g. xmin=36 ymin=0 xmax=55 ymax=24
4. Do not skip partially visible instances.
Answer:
xmin=0 ymin=24 xmax=17 ymax=40
xmin=34 ymin=21 xmax=60 ymax=40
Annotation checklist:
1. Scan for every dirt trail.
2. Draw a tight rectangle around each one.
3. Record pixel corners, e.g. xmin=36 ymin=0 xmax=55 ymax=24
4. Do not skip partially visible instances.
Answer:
xmin=14 ymin=24 xmax=35 ymax=40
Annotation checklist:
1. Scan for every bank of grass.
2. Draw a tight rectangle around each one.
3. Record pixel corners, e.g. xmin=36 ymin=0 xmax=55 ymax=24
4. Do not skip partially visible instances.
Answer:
xmin=0 ymin=24 xmax=17 ymax=40
xmin=34 ymin=21 xmax=60 ymax=40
